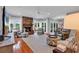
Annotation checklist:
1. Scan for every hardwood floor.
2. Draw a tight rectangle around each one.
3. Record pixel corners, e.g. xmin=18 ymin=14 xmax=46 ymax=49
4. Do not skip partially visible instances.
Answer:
xmin=13 ymin=37 xmax=33 ymax=53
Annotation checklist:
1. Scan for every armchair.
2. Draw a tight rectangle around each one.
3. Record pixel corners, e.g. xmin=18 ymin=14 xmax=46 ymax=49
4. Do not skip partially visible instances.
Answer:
xmin=57 ymin=30 xmax=76 ymax=48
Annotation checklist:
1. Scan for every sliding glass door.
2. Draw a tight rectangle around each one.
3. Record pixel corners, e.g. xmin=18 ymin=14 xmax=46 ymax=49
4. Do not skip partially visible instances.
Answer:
xmin=50 ymin=22 xmax=58 ymax=34
xmin=33 ymin=20 xmax=47 ymax=33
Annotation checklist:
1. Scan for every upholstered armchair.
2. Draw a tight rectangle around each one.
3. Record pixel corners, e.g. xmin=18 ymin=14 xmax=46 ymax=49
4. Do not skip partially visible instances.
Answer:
xmin=57 ymin=30 xmax=76 ymax=48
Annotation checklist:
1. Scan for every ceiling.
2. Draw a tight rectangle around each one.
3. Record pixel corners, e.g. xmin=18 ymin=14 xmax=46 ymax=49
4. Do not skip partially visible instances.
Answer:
xmin=5 ymin=6 xmax=79 ymax=19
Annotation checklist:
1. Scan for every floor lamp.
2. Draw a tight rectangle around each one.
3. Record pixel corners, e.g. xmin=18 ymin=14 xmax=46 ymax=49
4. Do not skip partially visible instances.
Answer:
xmin=64 ymin=12 xmax=79 ymax=52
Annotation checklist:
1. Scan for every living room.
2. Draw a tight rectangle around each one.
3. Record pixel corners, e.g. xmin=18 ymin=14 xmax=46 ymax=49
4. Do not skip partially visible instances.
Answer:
xmin=0 ymin=6 xmax=79 ymax=53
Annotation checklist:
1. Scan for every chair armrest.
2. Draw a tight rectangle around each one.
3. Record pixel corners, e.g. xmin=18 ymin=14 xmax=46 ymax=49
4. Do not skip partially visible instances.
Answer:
xmin=57 ymin=40 xmax=69 ymax=46
xmin=66 ymin=37 xmax=74 ymax=42
xmin=57 ymin=44 xmax=67 ymax=52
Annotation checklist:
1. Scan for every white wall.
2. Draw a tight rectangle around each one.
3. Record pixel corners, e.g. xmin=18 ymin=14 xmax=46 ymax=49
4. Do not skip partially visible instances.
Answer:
xmin=0 ymin=7 xmax=2 ymax=35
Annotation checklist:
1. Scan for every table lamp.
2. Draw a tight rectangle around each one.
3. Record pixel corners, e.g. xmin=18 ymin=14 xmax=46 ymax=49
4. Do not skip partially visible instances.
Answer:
xmin=64 ymin=12 xmax=79 ymax=52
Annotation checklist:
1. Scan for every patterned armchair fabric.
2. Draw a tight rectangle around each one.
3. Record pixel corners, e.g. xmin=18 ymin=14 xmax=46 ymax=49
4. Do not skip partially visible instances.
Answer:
xmin=57 ymin=30 xmax=76 ymax=48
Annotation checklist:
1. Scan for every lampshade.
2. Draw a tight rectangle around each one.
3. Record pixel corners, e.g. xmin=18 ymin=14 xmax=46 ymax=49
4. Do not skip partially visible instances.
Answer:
xmin=64 ymin=13 xmax=79 ymax=30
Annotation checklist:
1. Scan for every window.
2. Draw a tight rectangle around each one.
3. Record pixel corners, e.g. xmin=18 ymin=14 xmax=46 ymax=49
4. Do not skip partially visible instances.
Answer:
xmin=38 ymin=23 xmax=39 ymax=27
xmin=42 ymin=22 xmax=46 ymax=32
xmin=50 ymin=22 xmax=58 ymax=33
xmin=45 ymin=23 xmax=46 ymax=32
xmin=16 ymin=24 xmax=20 ymax=30
xmin=10 ymin=24 xmax=13 ymax=31
xmin=5 ymin=16 xmax=9 ymax=24
xmin=34 ymin=21 xmax=47 ymax=32
xmin=50 ymin=23 xmax=53 ymax=32
xmin=35 ymin=23 xmax=37 ymax=27
xmin=56 ymin=23 xmax=58 ymax=31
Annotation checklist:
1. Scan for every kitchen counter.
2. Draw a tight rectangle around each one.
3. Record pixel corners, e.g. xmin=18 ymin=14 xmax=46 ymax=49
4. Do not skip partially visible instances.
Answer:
xmin=22 ymin=34 xmax=53 ymax=53
xmin=0 ymin=33 xmax=15 ymax=53
xmin=0 ymin=33 xmax=15 ymax=47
